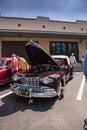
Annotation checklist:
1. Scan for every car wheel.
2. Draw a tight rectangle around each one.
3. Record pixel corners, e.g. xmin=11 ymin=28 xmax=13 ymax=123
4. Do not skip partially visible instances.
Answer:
xmin=69 ymin=71 xmax=74 ymax=80
xmin=57 ymin=81 xmax=64 ymax=100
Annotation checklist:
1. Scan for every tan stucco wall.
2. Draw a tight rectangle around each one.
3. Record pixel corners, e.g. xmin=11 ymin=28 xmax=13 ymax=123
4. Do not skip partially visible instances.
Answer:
xmin=78 ymin=40 xmax=86 ymax=60
xmin=0 ymin=16 xmax=87 ymax=33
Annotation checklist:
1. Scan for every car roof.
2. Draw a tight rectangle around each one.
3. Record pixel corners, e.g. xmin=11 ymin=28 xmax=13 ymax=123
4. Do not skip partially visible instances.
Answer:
xmin=52 ymin=55 xmax=70 ymax=65
xmin=0 ymin=57 xmax=12 ymax=60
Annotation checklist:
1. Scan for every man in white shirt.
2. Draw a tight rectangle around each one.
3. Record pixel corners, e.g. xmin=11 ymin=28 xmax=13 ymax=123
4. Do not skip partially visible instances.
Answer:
xmin=70 ymin=53 xmax=77 ymax=65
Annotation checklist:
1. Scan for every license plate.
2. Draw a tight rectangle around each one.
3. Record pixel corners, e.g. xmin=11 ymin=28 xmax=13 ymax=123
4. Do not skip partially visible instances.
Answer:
xmin=19 ymin=90 xmax=32 ymax=97
xmin=20 ymin=90 xmax=29 ymax=96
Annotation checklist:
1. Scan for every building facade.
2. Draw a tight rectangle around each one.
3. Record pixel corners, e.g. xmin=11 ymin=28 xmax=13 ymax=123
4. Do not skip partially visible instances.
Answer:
xmin=0 ymin=16 xmax=87 ymax=61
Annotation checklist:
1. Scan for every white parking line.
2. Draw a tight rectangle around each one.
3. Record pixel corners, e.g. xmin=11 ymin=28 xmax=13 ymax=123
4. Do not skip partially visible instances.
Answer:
xmin=0 ymin=91 xmax=13 ymax=99
xmin=76 ymin=75 xmax=85 ymax=100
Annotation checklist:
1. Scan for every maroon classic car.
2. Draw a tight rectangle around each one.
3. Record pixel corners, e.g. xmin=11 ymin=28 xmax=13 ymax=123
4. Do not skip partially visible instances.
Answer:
xmin=11 ymin=41 xmax=65 ymax=101
xmin=52 ymin=55 xmax=73 ymax=81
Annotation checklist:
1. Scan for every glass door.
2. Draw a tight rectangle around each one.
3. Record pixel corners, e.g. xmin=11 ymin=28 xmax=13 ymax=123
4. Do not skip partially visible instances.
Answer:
xmin=50 ymin=41 xmax=79 ymax=60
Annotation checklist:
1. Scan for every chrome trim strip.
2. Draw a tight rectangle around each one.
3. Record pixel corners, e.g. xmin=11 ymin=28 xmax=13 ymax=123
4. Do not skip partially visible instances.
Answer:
xmin=13 ymin=90 xmax=57 ymax=98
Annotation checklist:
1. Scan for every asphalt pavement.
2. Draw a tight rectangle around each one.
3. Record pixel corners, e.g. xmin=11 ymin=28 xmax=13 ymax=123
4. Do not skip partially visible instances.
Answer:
xmin=73 ymin=62 xmax=82 ymax=72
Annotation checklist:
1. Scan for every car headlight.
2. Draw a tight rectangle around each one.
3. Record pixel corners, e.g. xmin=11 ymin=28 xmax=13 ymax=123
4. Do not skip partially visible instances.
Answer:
xmin=12 ymin=74 xmax=21 ymax=81
xmin=40 ymin=76 xmax=54 ymax=84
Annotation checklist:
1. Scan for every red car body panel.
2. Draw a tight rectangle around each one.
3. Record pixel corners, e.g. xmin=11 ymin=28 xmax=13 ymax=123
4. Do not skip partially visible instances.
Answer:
xmin=0 ymin=57 xmax=12 ymax=85
xmin=0 ymin=57 xmax=32 ymax=85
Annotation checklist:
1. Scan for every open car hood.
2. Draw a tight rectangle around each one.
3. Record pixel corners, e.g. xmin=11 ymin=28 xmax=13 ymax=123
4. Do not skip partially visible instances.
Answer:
xmin=25 ymin=41 xmax=58 ymax=67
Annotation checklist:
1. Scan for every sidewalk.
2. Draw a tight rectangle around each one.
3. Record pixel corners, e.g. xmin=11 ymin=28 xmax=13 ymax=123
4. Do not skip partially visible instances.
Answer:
xmin=73 ymin=62 xmax=82 ymax=72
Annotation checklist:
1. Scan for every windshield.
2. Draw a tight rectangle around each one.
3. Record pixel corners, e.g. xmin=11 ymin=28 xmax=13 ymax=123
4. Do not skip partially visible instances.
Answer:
xmin=54 ymin=58 xmax=68 ymax=65
xmin=0 ymin=60 xmax=5 ymax=66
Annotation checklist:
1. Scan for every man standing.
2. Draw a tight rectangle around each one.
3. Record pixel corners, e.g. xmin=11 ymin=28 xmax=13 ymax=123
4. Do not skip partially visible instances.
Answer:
xmin=70 ymin=53 xmax=77 ymax=65
xmin=11 ymin=54 xmax=19 ymax=74
xmin=83 ymin=50 xmax=87 ymax=80
xmin=16 ymin=55 xmax=32 ymax=71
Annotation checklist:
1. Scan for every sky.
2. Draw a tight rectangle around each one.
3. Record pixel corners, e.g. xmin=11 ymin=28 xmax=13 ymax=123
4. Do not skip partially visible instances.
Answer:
xmin=0 ymin=0 xmax=87 ymax=22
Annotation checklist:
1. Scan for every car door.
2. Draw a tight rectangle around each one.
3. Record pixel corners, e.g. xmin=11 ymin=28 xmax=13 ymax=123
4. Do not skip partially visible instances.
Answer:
xmin=5 ymin=60 xmax=12 ymax=80
xmin=0 ymin=60 xmax=12 ymax=84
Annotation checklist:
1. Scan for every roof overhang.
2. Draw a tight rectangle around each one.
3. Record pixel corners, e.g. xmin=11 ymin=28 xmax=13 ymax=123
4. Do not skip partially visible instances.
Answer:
xmin=0 ymin=29 xmax=87 ymax=40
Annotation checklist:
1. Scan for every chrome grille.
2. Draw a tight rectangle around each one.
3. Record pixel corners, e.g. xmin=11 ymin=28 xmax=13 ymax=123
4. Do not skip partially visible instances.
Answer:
xmin=22 ymin=77 xmax=46 ymax=93
xmin=32 ymin=86 xmax=42 ymax=92
xmin=26 ymin=77 xmax=39 ymax=87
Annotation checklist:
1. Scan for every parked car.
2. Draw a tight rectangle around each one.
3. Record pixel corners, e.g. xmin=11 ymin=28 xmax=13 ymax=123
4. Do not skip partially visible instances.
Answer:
xmin=0 ymin=57 xmax=32 ymax=85
xmin=11 ymin=41 xmax=65 ymax=101
xmin=52 ymin=55 xmax=73 ymax=81
xmin=0 ymin=57 xmax=12 ymax=85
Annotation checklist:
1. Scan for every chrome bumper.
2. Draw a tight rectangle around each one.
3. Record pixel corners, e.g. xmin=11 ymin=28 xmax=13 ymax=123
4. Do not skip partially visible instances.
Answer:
xmin=11 ymin=84 xmax=58 ymax=98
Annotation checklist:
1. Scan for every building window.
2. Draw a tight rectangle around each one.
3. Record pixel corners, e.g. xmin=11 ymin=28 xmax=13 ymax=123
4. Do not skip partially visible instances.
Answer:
xmin=34 ymin=41 xmax=39 ymax=44
xmin=18 ymin=23 xmax=21 ymax=27
xmin=50 ymin=41 xmax=78 ymax=60
xmin=81 ymin=28 xmax=83 ymax=31
xmin=42 ymin=25 xmax=45 ymax=28
xmin=86 ymin=42 xmax=87 ymax=49
xmin=63 ymin=26 xmax=66 ymax=29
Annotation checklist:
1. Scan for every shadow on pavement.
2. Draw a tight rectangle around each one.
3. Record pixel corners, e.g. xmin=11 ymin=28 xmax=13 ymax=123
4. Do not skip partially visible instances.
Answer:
xmin=0 ymin=93 xmax=58 ymax=117
xmin=0 ymin=84 xmax=10 ymax=92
